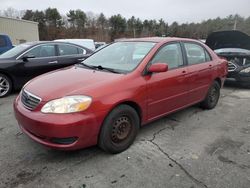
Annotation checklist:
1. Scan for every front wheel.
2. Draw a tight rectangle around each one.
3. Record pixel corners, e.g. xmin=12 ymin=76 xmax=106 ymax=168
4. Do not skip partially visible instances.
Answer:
xmin=0 ymin=74 xmax=12 ymax=98
xmin=200 ymin=81 xmax=220 ymax=109
xmin=98 ymin=105 xmax=140 ymax=154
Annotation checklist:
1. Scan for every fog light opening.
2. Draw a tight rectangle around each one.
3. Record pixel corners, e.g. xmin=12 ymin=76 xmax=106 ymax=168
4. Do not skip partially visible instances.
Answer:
xmin=50 ymin=137 xmax=78 ymax=145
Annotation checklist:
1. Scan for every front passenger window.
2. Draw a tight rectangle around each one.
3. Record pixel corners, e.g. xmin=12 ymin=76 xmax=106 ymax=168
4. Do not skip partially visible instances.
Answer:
xmin=151 ymin=43 xmax=184 ymax=69
xmin=25 ymin=45 xmax=56 ymax=58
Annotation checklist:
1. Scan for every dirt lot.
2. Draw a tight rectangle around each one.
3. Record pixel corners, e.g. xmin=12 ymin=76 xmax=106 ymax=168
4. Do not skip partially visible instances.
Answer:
xmin=0 ymin=84 xmax=250 ymax=188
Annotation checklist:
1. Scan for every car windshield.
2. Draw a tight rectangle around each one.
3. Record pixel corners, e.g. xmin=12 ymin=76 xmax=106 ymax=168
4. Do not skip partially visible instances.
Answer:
xmin=82 ymin=42 xmax=156 ymax=73
xmin=0 ymin=43 xmax=32 ymax=58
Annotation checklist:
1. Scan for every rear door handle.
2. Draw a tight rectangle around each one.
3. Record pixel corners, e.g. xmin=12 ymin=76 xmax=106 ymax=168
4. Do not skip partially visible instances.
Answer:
xmin=48 ymin=61 xmax=58 ymax=64
xmin=209 ymin=64 xmax=212 ymax=67
xmin=182 ymin=70 xmax=186 ymax=73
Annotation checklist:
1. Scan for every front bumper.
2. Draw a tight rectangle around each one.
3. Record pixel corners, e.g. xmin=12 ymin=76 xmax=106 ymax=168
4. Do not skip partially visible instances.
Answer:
xmin=14 ymin=95 xmax=107 ymax=150
xmin=227 ymin=72 xmax=250 ymax=86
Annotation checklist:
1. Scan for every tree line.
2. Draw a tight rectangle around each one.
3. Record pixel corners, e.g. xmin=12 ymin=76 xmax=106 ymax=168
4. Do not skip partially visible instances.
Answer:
xmin=1 ymin=7 xmax=250 ymax=42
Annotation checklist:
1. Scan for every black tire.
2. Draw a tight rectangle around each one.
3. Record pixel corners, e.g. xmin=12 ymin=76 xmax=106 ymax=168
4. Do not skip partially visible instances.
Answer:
xmin=200 ymin=81 xmax=220 ymax=109
xmin=98 ymin=105 xmax=140 ymax=154
xmin=0 ymin=73 xmax=12 ymax=98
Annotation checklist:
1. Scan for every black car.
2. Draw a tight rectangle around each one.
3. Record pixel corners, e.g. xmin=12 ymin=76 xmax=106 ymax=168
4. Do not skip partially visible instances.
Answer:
xmin=0 ymin=41 xmax=93 ymax=97
xmin=206 ymin=30 xmax=250 ymax=87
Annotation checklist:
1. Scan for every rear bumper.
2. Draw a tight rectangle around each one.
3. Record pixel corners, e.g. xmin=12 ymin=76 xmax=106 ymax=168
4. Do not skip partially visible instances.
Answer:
xmin=14 ymin=95 xmax=107 ymax=150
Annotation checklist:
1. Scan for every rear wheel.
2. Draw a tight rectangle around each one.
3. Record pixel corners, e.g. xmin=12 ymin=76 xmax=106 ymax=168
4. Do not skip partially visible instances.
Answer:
xmin=0 ymin=74 xmax=12 ymax=98
xmin=98 ymin=105 xmax=140 ymax=154
xmin=200 ymin=81 xmax=220 ymax=109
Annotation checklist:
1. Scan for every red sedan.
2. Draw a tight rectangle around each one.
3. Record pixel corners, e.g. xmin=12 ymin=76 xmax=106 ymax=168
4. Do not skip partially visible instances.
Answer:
xmin=14 ymin=37 xmax=228 ymax=153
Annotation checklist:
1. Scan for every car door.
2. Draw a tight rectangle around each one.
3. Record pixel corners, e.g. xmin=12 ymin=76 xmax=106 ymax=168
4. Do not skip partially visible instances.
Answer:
xmin=145 ymin=42 xmax=189 ymax=121
xmin=18 ymin=44 xmax=59 ymax=81
xmin=183 ymin=42 xmax=215 ymax=104
xmin=56 ymin=44 xmax=89 ymax=67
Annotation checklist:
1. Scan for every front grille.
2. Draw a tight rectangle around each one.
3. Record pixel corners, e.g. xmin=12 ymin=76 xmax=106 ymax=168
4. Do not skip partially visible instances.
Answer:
xmin=21 ymin=90 xmax=41 ymax=110
xmin=228 ymin=61 xmax=237 ymax=72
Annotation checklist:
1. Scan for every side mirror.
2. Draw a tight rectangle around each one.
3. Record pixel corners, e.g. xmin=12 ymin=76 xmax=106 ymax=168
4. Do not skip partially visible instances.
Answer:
xmin=22 ymin=55 xmax=35 ymax=62
xmin=148 ymin=63 xmax=168 ymax=73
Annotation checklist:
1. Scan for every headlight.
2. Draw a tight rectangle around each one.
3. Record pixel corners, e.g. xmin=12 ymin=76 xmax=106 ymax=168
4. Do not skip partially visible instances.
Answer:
xmin=41 ymin=96 xmax=92 ymax=114
xmin=240 ymin=67 xmax=250 ymax=73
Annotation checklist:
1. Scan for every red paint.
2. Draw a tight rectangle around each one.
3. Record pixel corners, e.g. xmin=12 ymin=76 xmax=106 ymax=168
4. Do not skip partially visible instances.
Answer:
xmin=14 ymin=37 xmax=228 ymax=150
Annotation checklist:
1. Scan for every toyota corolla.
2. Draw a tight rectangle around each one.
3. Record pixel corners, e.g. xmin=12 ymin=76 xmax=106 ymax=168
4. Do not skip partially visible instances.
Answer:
xmin=14 ymin=37 xmax=228 ymax=153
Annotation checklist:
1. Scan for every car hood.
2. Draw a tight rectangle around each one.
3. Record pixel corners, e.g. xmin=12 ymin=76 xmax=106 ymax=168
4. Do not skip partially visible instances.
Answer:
xmin=206 ymin=30 xmax=250 ymax=50
xmin=24 ymin=66 xmax=125 ymax=101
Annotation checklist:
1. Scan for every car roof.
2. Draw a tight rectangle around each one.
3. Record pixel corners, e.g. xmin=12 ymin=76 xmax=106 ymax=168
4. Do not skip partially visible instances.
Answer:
xmin=20 ymin=41 xmax=93 ymax=51
xmin=117 ymin=37 xmax=202 ymax=44
xmin=55 ymin=39 xmax=94 ymax=42
xmin=23 ymin=41 xmax=84 ymax=45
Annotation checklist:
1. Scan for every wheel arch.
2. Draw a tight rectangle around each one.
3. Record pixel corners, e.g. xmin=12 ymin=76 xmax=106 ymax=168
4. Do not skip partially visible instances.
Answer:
xmin=117 ymin=101 xmax=142 ymax=124
xmin=214 ymin=77 xmax=222 ymax=88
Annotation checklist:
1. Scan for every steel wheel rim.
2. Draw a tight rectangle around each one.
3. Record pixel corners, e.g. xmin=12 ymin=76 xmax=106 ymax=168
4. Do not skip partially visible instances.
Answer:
xmin=0 ymin=76 xmax=10 ymax=97
xmin=209 ymin=87 xmax=218 ymax=104
xmin=111 ymin=116 xmax=132 ymax=143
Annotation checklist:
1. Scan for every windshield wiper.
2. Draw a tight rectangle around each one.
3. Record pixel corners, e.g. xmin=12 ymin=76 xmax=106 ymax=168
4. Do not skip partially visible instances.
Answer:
xmin=77 ymin=62 xmax=96 ymax=70
xmin=78 ymin=63 xmax=120 ymax=74
xmin=94 ymin=65 xmax=120 ymax=74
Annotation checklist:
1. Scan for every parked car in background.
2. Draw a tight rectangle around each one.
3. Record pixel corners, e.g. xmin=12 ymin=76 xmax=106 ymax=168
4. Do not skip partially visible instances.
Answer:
xmin=0 ymin=34 xmax=13 ymax=54
xmin=14 ymin=37 xmax=228 ymax=153
xmin=95 ymin=42 xmax=106 ymax=49
xmin=55 ymin=39 xmax=96 ymax=51
xmin=0 ymin=41 xmax=93 ymax=97
xmin=206 ymin=30 xmax=250 ymax=87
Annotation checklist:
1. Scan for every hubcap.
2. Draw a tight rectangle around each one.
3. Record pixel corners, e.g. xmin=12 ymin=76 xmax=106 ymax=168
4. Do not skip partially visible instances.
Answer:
xmin=111 ymin=116 xmax=132 ymax=143
xmin=0 ymin=76 xmax=10 ymax=97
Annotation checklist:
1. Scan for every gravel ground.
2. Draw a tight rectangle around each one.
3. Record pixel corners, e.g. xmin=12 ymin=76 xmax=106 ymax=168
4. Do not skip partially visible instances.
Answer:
xmin=0 ymin=84 xmax=249 ymax=188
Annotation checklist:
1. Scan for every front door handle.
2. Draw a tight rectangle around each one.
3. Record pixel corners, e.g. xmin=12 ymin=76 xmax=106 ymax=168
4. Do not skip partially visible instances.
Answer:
xmin=48 ymin=61 xmax=58 ymax=64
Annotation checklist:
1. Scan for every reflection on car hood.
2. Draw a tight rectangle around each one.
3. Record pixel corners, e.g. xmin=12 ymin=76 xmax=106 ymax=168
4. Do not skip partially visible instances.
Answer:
xmin=25 ymin=66 xmax=124 ymax=101
xmin=206 ymin=30 xmax=250 ymax=50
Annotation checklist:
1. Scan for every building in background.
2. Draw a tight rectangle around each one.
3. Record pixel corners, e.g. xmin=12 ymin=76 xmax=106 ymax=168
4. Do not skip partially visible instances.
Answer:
xmin=0 ymin=16 xmax=39 ymax=45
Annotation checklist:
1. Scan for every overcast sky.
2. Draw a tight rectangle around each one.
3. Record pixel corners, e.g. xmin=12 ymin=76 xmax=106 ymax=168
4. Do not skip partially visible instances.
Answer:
xmin=1 ymin=0 xmax=249 ymax=23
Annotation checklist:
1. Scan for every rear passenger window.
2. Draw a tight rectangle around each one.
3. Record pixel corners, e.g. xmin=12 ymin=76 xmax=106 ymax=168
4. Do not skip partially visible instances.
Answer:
xmin=58 ymin=44 xmax=79 ymax=56
xmin=0 ymin=36 xmax=6 ymax=47
xmin=151 ymin=43 xmax=184 ymax=69
xmin=184 ymin=43 xmax=210 ymax=65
